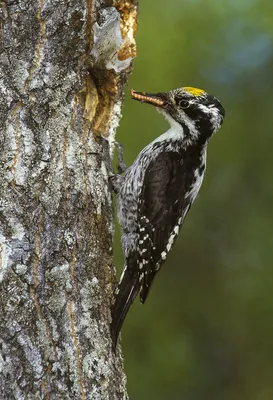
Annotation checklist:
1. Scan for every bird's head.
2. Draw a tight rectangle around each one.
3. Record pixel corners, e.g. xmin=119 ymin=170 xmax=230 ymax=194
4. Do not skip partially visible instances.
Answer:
xmin=131 ymin=87 xmax=225 ymax=144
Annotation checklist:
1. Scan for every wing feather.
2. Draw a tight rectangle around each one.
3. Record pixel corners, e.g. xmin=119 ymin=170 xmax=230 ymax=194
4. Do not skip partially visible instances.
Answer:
xmin=137 ymin=151 xmax=193 ymax=302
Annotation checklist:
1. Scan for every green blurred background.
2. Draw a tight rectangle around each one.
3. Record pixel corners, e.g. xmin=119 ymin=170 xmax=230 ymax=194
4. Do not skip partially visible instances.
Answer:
xmin=114 ymin=1 xmax=273 ymax=399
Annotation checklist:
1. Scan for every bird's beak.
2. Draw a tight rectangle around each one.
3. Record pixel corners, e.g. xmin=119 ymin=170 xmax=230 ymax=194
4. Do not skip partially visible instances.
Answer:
xmin=130 ymin=89 xmax=167 ymax=108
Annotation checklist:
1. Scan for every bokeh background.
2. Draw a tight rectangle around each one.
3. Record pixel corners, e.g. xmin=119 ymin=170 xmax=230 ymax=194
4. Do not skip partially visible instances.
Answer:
xmin=114 ymin=1 xmax=273 ymax=399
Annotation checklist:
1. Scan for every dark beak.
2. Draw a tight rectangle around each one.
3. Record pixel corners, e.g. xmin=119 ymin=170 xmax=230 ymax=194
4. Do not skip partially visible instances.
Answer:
xmin=130 ymin=89 xmax=167 ymax=108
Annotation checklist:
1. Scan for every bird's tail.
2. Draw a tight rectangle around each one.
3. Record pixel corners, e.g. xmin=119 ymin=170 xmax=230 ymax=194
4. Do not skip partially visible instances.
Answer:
xmin=110 ymin=265 xmax=141 ymax=350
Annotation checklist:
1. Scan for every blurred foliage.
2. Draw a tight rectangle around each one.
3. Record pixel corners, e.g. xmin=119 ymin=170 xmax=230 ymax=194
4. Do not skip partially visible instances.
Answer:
xmin=114 ymin=0 xmax=273 ymax=398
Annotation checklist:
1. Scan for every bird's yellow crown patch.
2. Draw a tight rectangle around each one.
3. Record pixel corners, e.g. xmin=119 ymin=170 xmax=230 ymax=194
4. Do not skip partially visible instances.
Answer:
xmin=183 ymin=87 xmax=206 ymax=97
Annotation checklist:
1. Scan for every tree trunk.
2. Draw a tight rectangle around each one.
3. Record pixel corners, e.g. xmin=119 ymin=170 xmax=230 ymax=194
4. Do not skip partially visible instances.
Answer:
xmin=0 ymin=0 xmax=138 ymax=398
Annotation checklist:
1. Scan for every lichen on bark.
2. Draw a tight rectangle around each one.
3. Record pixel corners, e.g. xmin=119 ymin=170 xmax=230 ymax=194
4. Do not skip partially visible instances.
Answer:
xmin=0 ymin=0 xmax=138 ymax=399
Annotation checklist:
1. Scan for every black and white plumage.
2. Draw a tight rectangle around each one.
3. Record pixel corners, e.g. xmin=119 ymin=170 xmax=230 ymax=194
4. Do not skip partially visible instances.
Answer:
xmin=110 ymin=86 xmax=225 ymax=348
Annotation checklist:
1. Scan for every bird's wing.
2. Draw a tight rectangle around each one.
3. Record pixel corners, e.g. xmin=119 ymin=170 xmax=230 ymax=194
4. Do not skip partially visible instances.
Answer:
xmin=137 ymin=150 xmax=193 ymax=303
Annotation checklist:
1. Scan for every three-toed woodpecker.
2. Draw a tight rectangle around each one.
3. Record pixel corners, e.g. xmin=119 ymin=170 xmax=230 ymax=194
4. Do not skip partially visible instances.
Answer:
xmin=110 ymin=86 xmax=225 ymax=348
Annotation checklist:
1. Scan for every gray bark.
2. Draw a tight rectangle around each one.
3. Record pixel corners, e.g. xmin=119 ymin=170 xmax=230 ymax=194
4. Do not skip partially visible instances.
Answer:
xmin=0 ymin=0 xmax=138 ymax=398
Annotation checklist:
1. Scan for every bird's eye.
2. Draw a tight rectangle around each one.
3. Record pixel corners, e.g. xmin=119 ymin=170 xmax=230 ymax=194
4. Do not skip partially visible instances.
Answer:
xmin=178 ymin=99 xmax=190 ymax=109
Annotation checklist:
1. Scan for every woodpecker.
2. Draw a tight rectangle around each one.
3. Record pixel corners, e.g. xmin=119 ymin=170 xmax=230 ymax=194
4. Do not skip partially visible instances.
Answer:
xmin=110 ymin=86 xmax=225 ymax=348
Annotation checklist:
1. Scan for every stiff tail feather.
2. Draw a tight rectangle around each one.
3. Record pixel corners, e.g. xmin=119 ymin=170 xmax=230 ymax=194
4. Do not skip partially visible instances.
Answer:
xmin=110 ymin=266 xmax=141 ymax=350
